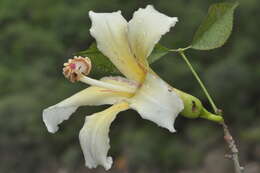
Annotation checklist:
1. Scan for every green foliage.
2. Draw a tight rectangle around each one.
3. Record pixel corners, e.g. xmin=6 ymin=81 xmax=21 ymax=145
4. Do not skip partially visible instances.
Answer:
xmin=192 ymin=2 xmax=239 ymax=50
xmin=77 ymin=43 xmax=170 ymax=75
xmin=76 ymin=43 xmax=120 ymax=75
xmin=147 ymin=44 xmax=170 ymax=63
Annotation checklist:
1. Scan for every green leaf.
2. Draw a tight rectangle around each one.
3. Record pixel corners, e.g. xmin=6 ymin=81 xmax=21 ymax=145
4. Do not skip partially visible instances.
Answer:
xmin=147 ymin=44 xmax=170 ymax=64
xmin=76 ymin=43 xmax=120 ymax=75
xmin=76 ymin=43 xmax=170 ymax=75
xmin=191 ymin=1 xmax=239 ymax=50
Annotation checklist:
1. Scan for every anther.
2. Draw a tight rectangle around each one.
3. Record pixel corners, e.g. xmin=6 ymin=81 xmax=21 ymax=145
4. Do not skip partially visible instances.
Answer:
xmin=63 ymin=56 xmax=92 ymax=82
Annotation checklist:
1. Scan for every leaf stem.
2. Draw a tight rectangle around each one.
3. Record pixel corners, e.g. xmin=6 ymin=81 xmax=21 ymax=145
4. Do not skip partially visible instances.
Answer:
xmin=170 ymin=46 xmax=191 ymax=52
xmin=178 ymin=50 xmax=218 ymax=114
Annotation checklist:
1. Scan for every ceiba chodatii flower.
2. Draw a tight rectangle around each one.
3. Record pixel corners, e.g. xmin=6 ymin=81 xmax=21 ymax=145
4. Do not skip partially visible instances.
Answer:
xmin=43 ymin=5 xmax=184 ymax=170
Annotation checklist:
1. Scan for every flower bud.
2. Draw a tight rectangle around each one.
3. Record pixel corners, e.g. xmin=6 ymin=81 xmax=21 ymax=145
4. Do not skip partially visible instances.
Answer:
xmin=63 ymin=56 xmax=92 ymax=82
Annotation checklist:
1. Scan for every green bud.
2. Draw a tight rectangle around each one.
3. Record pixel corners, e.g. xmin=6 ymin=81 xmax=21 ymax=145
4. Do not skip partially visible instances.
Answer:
xmin=174 ymin=89 xmax=224 ymax=123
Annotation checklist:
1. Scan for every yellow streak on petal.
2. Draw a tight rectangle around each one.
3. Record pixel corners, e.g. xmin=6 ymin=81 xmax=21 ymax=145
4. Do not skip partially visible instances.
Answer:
xmin=114 ymin=53 xmax=147 ymax=82
xmin=89 ymin=11 xmax=147 ymax=83
xmin=106 ymin=101 xmax=130 ymax=114
xmin=99 ymin=89 xmax=134 ymax=98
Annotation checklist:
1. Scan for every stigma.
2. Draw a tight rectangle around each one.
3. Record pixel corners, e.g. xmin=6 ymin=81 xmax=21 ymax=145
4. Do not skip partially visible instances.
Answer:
xmin=63 ymin=56 xmax=92 ymax=82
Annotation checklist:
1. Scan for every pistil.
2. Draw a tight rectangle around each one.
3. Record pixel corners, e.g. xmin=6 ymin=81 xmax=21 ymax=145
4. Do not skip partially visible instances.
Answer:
xmin=63 ymin=56 xmax=136 ymax=93
xmin=79 ymin=75 xmax=136 ymax=93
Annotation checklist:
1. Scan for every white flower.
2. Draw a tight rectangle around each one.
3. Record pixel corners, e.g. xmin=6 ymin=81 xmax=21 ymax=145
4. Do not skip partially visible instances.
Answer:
xmin=43 ymin=5 xmax=183 ymax=170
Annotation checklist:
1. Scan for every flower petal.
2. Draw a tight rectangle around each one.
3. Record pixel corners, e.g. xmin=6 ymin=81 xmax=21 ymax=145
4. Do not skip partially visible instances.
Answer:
xmin=79 ymin=102 xmax=129 ymax=170
xmin=89 ymin=11 xmax=146 ymax=82
xmin=129 ymin=73 xmax=184 ymax=132
xmin=128 ymin=5 xmax=178 ymax=63
xmin=43 ymin=77 xmax=135 ymax=133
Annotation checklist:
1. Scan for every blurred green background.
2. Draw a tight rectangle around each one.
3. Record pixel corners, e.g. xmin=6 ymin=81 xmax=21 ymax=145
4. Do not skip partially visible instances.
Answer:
xmin=0 ymin=0 xmax=259 ymax=172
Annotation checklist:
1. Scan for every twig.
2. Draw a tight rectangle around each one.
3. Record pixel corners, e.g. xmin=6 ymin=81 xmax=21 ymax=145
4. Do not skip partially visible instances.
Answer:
xmin=221 ymin=122 xmax=244 ymax=173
